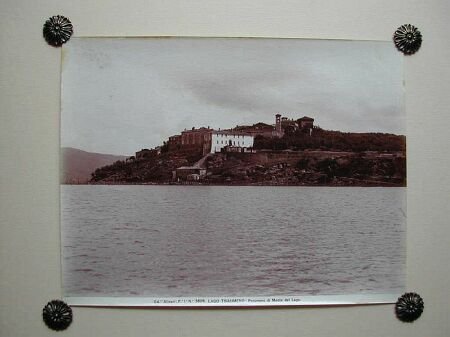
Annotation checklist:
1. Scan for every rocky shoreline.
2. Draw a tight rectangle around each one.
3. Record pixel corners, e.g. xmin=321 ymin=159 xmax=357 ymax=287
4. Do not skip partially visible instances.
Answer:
xmin=89 ymin=149 xmax=406 ymax=187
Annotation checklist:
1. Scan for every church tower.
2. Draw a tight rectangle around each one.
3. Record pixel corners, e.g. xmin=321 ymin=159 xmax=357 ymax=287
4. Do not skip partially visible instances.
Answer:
xmin=275 ymin=114 xmax=282 ymax=134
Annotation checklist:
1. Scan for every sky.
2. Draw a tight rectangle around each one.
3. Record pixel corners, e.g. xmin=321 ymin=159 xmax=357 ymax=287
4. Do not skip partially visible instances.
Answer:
xmin=61 ymin=37 xmax=404 ymax=156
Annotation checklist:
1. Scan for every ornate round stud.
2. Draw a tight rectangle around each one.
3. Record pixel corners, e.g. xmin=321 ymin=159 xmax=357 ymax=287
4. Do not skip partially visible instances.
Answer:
xmin=42 ymin=300 xmax=73 ymax=331
xmin=393 ymin=24 xmax=422 ymax=55
xmin=43 ymin=15 xmax=73 ymax=47
xmin=395 ymin=292 xmax=424 ymax=322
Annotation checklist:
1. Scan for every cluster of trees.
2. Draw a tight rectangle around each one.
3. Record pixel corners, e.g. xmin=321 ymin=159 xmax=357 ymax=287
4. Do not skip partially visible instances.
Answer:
xmin=254 ymin=127 xmax=406 ymax=152
xmin=298 ymin=155 xmax=406 ymax=182
xmin=91 ymin=159 xmax=131 ymax=181
xmin=90 ymin=148 xmax=204 ymax=182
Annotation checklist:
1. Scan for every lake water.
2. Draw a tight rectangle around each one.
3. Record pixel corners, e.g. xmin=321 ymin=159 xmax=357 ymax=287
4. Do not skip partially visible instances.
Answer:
xmin=61 ymin=185 xmax=405 ymax=298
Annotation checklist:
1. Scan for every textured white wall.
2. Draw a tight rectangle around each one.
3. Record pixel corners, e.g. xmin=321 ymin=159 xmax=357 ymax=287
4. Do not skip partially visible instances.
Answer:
xmin=1 ymin=0 xmax=449 ymax=336
xmin=211 ymin=133 xmax=254 ymax=153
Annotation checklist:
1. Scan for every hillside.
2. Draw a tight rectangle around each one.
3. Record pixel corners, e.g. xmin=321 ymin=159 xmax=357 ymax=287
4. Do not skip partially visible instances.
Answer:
xmin=254 ymin=127 xmax=406 ymax=152
xmin=89 ymin=128 xmax=406 ymax=186
xmin=90 ymin=149 xmax=406 ymax=186
xmin=204 ymin=150 xmax=406 ymax=186
xmin=61 ymin=147 xmax=127 ymax=184
xmin=91 ymin=148 xmax=203 ymax=184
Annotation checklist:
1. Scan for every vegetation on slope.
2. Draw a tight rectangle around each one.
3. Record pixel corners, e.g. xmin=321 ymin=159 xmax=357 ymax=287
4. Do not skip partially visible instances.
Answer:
xmin=88 ymin=126 xmax=406 ymax=186
xmin=253 ymin=127 xmax=405 ymax=152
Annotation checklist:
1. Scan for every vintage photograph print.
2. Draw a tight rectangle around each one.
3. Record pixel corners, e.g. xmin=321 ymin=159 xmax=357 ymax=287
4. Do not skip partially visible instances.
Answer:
xmin=61 ymin=37 xmax=406 ymax=306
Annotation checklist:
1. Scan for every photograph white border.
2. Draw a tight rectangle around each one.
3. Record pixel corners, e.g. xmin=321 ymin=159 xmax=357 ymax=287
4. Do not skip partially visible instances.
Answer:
xmin=65 ymin=293 xmax=399 ymax=307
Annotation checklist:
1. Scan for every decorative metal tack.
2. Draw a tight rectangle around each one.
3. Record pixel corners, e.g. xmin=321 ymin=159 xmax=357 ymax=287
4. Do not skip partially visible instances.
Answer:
xmin=395 ymin=292 xmax=424 ymax=322
xmin=43 ymin=15 xmax=73 ymax=47
xmin=42 ymin=300 xmax=73 ymax=331
xmin=393 ymin=24 xmax=422 ymax=55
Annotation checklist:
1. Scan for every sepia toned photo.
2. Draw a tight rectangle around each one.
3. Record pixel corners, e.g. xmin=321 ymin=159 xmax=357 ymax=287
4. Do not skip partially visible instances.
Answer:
xmin=61 ymin=37 xmax=406 ymax=306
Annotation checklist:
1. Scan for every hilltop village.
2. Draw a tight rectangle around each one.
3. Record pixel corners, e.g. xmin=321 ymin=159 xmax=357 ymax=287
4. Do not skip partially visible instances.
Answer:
xmin=90 ymin=114 xmax=406 ymax=186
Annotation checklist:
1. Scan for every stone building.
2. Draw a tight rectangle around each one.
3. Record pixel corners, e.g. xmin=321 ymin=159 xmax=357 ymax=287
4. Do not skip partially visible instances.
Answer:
xmin=210 ymin=130 xmax=254 ymax=153
xmin=172 ymin=114 xmax=314 ymax=156
xmin=298 ymin=116 xmax=314 ymax=129
xmin=179 ymin=127 xmax=254 ymax=155
xmin=173 ymin=166 xmax=207 ymax=181
xmin=180 ymin=127 xmax=213 ymax=154
xmin=135 ymin=148 xmax=159 ymax=160
xmin=181 ymin=127 xmax=213 ymax=146
xmin=168 ymin=134 xmax=181 ymax=151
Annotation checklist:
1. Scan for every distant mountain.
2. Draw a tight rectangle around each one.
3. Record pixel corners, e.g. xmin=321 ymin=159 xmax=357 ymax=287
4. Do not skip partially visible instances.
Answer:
xmin=61 ymin=147 xmax=127 ymax=184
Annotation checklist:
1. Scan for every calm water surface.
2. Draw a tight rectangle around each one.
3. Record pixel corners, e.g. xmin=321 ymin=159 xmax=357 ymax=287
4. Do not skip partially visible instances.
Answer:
xmin=61 ymin=185 xmax=406 ymax=297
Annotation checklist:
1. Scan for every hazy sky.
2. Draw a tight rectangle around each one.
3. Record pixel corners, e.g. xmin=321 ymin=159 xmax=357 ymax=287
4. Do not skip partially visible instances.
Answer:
xmin=62 ymin=37 xmax=404 ymax=156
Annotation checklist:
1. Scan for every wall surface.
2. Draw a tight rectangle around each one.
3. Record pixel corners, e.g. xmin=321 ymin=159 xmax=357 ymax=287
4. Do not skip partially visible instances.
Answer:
xmin=1 ymin=0 xmax=449 ymax=336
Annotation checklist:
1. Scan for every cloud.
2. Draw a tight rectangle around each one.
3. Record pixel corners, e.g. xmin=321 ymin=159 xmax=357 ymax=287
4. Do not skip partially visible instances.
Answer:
xmin=62 ymin=38 xmax=404 ymax=155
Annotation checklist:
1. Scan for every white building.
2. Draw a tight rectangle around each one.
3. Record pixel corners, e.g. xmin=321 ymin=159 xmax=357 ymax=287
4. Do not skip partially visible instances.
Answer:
xmin=210 ymin=131 xmax=254 ymax=153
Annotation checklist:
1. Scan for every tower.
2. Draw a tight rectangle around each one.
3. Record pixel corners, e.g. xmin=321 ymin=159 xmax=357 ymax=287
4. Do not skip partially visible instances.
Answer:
xmin=275 ymin=114 xmax=282 ymax=133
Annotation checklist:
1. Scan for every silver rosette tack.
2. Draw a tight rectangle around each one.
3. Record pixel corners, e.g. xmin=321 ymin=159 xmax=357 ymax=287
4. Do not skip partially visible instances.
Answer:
xmin=395 ymin=292 xmax=424 ymax=322
xmin=42 ymin=300 xmax=73 ymax=330
xmin=43 ymin=15 xmax=73 ymax=47
xmin=393 ymin=24 xmax=422 ymax=55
